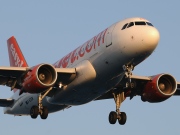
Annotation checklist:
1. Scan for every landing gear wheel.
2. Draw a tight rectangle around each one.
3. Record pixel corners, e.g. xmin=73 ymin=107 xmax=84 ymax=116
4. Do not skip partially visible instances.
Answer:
xmin=40 ymin=106 xmax=48 ymax=119
xmin=109 ymin=111 xmax=117 ymax=124
xmin=118 ymin=112 xmax=127 ymax=125
xmin=141 ymin=96 xmax=146 ymax=102
xmin=29 ymin=88 xmax=52 ymax=119
xmin=30 ymin=106 xmax=39 ymax=119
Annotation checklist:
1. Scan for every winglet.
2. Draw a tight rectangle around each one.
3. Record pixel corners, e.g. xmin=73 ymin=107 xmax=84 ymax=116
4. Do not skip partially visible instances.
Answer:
xmin=7 ymin=36 xmax=28 ymax=67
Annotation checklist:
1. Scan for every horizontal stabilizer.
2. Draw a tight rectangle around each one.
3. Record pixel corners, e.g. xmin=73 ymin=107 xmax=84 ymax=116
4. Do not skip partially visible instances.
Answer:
xmin=0 ymin=99 xmax=14 ymax=107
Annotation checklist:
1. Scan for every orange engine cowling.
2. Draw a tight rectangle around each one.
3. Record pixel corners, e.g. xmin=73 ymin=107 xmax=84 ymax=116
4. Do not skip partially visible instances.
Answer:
xmin=141 ymin=74 xmax=177 ymax=103
xmin=22 ymin=64 xmax=57 ymax=93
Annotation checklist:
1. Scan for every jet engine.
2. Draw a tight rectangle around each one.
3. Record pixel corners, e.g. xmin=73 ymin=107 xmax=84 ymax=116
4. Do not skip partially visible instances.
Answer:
xmin=22 ymin=64 xmax=57 ymax=93
xmin=141 ymin=74 xmax=177 ymax=103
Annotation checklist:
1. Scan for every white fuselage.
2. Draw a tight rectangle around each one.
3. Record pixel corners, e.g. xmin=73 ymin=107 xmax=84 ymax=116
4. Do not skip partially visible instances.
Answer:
xmin=4 ymin=17 xmax=160 ymax=115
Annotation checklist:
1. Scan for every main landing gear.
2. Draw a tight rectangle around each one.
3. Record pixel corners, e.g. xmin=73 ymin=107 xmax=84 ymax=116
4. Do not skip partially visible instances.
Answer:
xmin=109 ymin=92 xmax=127 ymax=125
xmin=109 ymin=64 xmax=134 ymax=125
xmin=30 ymin=87 xmax=52 ymax=119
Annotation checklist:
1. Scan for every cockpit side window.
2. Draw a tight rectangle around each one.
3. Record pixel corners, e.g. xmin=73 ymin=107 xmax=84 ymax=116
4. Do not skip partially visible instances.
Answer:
xmin=121 ymin=23 xmax=128 ymax=30
xmin=146 ymin=22 xmax=154 ymax=26
xmin=127 ymin=22 xmax=134 ymax=28
xmin=135 ymin=21 xmax=146 ymax=25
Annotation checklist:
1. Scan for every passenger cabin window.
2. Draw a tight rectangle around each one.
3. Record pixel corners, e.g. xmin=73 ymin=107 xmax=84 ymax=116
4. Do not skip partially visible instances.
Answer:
xmin=121 ymin=23 xmax=128 ymax=30
xmin=146 ymin=22 xmax=154 ymax=26
xmin=127 ymin=22 xmax=134 ymax=28
xmin=135 ymin=21 xmax=146 ymax=25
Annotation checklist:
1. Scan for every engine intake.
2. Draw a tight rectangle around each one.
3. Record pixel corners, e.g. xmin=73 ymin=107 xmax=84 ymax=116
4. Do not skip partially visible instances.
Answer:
xmin=22 ymin=64 xmax=57 ymax=93
xmin=37 ymin=64 xmax=57 ymax=86
xmin=141 ymin=74 xmax=177 ymax=103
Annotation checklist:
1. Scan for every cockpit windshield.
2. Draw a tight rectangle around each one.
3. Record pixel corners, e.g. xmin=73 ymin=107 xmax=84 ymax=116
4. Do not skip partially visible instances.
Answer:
xmin=121 ymin=23 xmax=128 ymax=30
xmin=135 ymin=21 xmax=146 ymax=25
xmin=121 ymin=21 xmax=154 ymax=30
xmin=146 ymin=22 xmax=153 ymax=26
xmin=127 ymin=22 xmax=134 ymax=28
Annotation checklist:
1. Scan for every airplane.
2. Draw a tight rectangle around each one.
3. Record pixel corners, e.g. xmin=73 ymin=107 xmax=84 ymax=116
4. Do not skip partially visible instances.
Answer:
xmin=0 ymin=17 xmax=180 ymax=125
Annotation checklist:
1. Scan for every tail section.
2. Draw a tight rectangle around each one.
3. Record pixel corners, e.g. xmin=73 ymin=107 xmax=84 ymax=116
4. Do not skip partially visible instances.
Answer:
xmin=7 ymin=36 xmax=28 ymax=67
xmin=7 ymin=36 xmax=28 ymax=93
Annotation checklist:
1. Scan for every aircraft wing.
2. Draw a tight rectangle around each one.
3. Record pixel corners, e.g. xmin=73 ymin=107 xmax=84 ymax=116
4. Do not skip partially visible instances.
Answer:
xmin=96 ymin=74 xmax=180 ymax=100
xmin=0 ymin=99 xmax=14 ymax=107
xmin=0 ymin=67 xmax=28 ymax=77
xmin=130 ymin=75 xmax=180 ymax=96
xmin=96 ymin=74 xmax=150 ymax=100
xmin=0 ymin=67 xmax=28 ymax=89
xmin=0 ymin=66 xmax=76 ymax=90
xmin=175 ymin=82 xmax=180 ymax=95
xmin=55 ymin=68 xmax=76 ymax=84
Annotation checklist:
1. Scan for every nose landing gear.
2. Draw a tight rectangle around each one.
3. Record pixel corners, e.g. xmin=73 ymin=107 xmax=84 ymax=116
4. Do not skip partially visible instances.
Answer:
xmin=123 ymin=64 xmax=134 ymax=83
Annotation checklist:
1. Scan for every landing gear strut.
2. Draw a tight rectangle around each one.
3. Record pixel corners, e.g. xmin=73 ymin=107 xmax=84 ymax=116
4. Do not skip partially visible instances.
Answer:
xmin=123 ymin=64 xmax=137 ymax=99
xmin=109 ymin=64 xmax=135 ymax=125
xmin=123 ymin=64 xmax=134 ymax=84
xmin=30 ymin=87 xmax=52 ymax=119
xmin=108 ymin=92 xmax=127 ymax=125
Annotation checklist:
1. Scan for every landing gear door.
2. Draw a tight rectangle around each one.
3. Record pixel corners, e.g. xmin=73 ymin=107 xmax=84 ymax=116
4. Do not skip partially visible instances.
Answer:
xmin=105 ymin=24 xmax=116 ymax=47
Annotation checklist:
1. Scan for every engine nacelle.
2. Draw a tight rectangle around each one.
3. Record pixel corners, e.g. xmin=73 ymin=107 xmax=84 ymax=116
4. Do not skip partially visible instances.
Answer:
xmin=141 ymin=74 xmax=177 ymax=103
xmin=22 ymin=64 xmax=57 ymax=93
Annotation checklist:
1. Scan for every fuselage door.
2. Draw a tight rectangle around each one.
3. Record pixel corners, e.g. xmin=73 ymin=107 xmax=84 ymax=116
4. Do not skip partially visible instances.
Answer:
xmin=105 ymin=24 xmax=116 ymax=47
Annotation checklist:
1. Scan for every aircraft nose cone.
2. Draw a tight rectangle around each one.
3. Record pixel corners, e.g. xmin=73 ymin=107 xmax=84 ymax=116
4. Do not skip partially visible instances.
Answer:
xmin=143 ymin=27 xmax=160 ymax=51
xmin=121 ymin=26 xmax=160 ymax=57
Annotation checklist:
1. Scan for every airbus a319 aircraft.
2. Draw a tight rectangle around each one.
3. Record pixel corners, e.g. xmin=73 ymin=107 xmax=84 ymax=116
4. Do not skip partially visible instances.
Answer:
xmin=0 ymin=17 xmax=180 ymax=125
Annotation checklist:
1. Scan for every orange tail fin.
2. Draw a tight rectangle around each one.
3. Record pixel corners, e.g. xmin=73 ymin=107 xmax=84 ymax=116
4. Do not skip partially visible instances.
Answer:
xmin=7 ymin=36 xmax=28 ymax=93
xmin=7 ymin=36 xmax=28 ymax=67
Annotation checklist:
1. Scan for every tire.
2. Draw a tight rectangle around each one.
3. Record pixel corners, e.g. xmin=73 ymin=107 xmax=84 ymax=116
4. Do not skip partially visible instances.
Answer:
xmin=141 ymin=96 xmax=146 ymax=102
xmin=118 ymin=112 xmax=127 ymax=125
xmin=30 ymin=106 xmax=39 ymax=119
xmin=109 ymin=111 xmax=117 ymax=124
xmin=40 ymin=106 xmax=48 ymax=119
